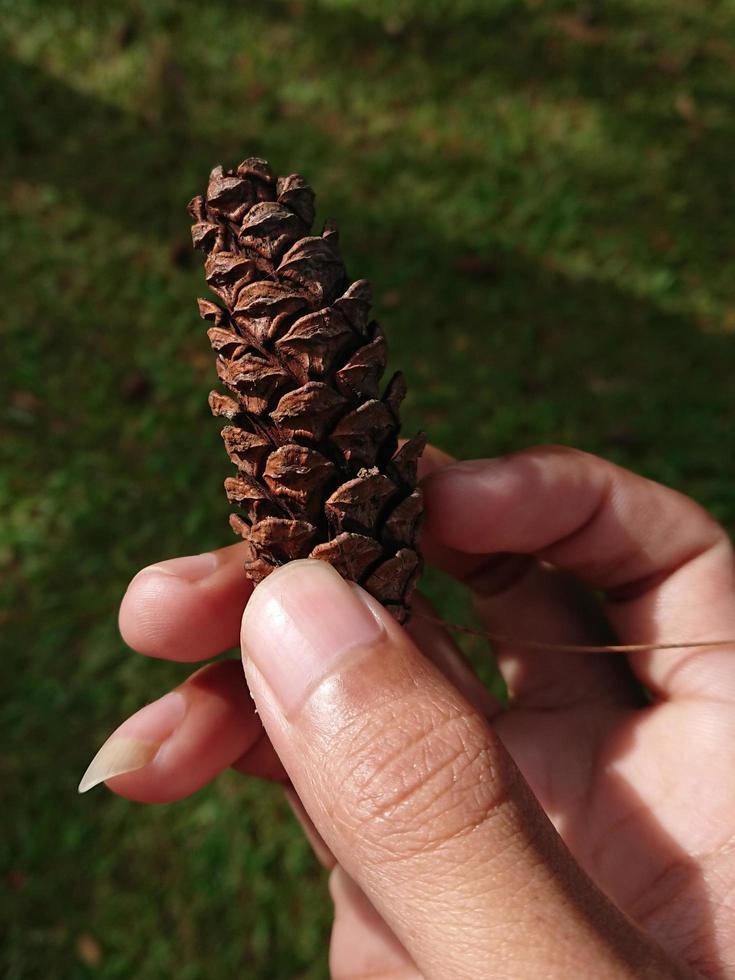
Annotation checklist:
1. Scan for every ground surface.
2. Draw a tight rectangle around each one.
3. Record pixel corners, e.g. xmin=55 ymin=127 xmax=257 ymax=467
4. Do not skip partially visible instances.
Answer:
xmin=2 ymin=1 xmax=735 ymax=976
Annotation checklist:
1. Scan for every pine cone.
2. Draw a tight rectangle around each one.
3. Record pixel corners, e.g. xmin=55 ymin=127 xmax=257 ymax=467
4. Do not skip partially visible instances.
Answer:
xmin=188 ymin=158 xmax=424 ymax=623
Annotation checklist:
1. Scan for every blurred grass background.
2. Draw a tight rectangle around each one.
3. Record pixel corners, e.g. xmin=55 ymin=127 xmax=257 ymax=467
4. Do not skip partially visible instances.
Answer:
xmin=2 ymin=0 xmax=735 ymax=976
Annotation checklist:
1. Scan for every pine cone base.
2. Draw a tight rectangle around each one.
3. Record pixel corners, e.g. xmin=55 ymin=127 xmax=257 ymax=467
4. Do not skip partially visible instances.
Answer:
xmin=189 ymin=158 xmax=424 ymax=622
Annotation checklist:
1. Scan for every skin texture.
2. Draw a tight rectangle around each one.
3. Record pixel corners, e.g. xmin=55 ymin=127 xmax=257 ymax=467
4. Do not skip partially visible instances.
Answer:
xmin=96 ymin=445 xmax=735 ymax=979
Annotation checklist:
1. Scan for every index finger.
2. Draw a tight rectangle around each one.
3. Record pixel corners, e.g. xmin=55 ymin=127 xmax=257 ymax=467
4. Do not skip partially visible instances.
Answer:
xmin=119 ymin=543 xmax=253 ymax=661
xmin=421 ymin=446 xmax=735 ymax=700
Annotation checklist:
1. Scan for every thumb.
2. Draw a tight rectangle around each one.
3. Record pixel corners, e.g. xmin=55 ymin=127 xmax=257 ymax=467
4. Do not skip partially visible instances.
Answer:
xmin=241 ymin=560 xmax=675 ymax=980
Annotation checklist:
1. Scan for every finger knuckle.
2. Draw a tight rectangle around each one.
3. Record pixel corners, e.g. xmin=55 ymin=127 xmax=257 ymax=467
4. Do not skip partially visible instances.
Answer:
xmin=333 ymin=697 xmax=510 ymax=861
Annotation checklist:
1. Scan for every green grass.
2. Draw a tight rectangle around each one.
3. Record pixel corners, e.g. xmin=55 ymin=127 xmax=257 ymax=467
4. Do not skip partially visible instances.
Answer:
xmin=2 ymin=0 xmax=735 ymax=976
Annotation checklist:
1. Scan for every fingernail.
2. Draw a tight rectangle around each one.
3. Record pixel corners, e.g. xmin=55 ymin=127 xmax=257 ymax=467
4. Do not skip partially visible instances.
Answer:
xmin=144 ymin=552 xmax=220 ymax=583
xmin=78 ymin=739 xmax=159 ymax=794
xmin=241 ymin=559 xmax=385 ymax=717
xmin=78 ymin=691 xmax=186 ymax=793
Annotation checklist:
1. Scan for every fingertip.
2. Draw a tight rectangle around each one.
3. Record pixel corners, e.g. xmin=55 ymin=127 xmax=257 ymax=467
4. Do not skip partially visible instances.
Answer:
xmin=79 ymin=690 xmax=188 ymax=796
xmin=416 ymin=441 xmax=455 ymax=480
xmin=118 ymin=568 xmax=195 ymax=659
xmin=119 ymin=550 xmax=253 ymax=661
xmin=240 ymin=559 xmax=391 ymax=718
xmin=90 ymin=660 xmax=262 ymax=804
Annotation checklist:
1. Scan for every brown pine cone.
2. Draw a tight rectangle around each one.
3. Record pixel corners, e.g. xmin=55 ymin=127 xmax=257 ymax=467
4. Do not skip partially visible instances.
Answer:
xmin=188 ymin=158 xmax=424 ymax=623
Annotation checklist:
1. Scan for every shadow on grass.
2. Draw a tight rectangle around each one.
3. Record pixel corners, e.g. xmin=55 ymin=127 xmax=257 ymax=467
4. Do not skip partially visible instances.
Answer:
xmin=4 ymin=0 xmax=735 ymax=264
xmin=261 ymin=0 xmax=735 ymax=266
xmin=3 ymin=50 xmax=734 ymax=502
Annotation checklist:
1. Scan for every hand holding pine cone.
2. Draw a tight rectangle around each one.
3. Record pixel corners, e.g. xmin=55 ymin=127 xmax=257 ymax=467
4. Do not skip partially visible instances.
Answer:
xmin=188 ymin=158 xmax=424 ymax=622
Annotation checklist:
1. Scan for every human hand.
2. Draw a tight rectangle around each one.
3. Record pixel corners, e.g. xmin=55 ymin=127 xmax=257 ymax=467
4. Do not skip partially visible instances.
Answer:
xmin=82 ymin=446 xmax=735 ymax=978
